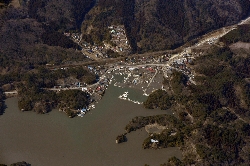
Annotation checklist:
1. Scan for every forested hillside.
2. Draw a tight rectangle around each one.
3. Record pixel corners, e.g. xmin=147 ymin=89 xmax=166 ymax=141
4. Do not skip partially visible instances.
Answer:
xmin=126 ymin=25 xmax=250 ymax=165
xmin=28 ymin=0 xmax=95 ymax=30
xmin=0 ymin=0 xmax=95 ymax=74
xmin=82 ymin=0 xmax=250 ymax=53
xmin=1 ymin=0 xmax=250 ymax=70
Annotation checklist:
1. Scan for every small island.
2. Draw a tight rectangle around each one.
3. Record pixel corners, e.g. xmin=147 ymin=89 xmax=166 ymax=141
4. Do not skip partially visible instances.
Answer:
xmin=116 ymin=134 xmax=127 ymax=144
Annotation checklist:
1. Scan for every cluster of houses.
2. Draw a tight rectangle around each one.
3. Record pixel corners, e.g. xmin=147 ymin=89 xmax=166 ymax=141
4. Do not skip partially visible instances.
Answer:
xmin=63 ymin=25 xmax=131 ymax=60
xmin=171 ymin=54 xmax=193 ymax=73
xmin=87 ymin=78 xmax=109 ymax=95
xmin=64 ymin=32 xmax=82 ymax=43
xmin=105 ymin=25 xmax=131 ymax=53
xmin=71 ymin=33 xmax=82 ymax=43
xmin=82 ymin=42 xmax=107 ymax=58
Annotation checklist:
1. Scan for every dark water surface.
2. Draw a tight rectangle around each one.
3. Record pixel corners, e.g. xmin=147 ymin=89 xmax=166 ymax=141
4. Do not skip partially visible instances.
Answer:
xmin=0 ymin=85 xmax=181 ymax=166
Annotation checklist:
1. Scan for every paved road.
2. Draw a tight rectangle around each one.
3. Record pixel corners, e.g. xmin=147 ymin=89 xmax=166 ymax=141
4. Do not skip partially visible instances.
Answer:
xmin=47 ymin=15 xmax=250 ymax=90
xmin=238 ymin=16 xmax=250 ymax=25
xmin=62 ymin=15 xmax=250 ymax=70
xmin=4 ymin=90 xmax=18 ymax=94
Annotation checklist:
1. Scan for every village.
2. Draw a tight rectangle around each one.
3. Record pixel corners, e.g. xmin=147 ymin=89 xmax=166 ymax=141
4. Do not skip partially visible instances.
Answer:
xmin=12 ymin=19 xmax=239 ymax=119
xmin=105 ymin=25 xmax=131 ymax=53
xmin=3 ymin=24 xmax=203 ymax=118
xmin=64 ymin=25 xmax=131 ymax=60
xmin=53 ymin=23 xmax=225 ymax=118
xmin=46 ymin=47 xmax=197 ymax=118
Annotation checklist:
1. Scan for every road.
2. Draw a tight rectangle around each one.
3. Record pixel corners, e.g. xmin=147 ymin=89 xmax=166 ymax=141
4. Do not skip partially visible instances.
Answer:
xmin=81 ymin=49 xmax=99 ymax=61
xmin=47 ymin=15 xmax=250 ymax=87
xmin=168 ymin=15 xmax=250 ymax=62
xmin=48 ymin=14 xmax=250 ymax=92
xmin=117 ymin=63 xmax=170 ymax=68
xmin=82 ymin=16 xmax=250 ymax=69
xmin=147 ymin=69 xmax=158 ymax=88
xmin=238 ymin=16 xmax=250 ymax=25
xmin=46 ymin=61 xmax=171 ymax=92
xmin=4 ymin=90 xmax=18 ymax=95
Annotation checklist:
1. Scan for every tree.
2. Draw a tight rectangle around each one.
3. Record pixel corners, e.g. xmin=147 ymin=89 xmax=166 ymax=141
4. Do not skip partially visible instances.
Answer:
xmin=144 ymin=89 xmax=173 ymax=109
xmin=10 ymin=161 xmax=31 ymax=166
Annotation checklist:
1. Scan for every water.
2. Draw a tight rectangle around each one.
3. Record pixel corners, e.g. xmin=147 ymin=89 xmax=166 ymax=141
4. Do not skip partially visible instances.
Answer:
xmin=0 ymin=84 xmax=181 ymax=166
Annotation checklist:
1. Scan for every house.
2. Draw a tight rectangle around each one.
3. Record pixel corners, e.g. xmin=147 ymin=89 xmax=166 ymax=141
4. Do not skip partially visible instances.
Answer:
xmin=151 ymin=139 xmax=159 ymax=143
xmin=81 ymin=108 xmax=87 ymax=113
xmin=82 ymin=87 xmax=87 ymax=91
xmin=129 ymin=67 xmax=135 ymax=71
xmin=96 ymin=86 xmax=101 ymax=91
xmin=88 ymin=66 xmax=93 ymax=70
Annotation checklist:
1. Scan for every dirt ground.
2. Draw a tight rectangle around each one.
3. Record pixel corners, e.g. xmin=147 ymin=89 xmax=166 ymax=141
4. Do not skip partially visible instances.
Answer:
xmin=145 ymin=123 xmax=167 ymax=134
xmin=10 ymin=0 xmax=20 ymax=8
xmin=230 ymin=41 xmax=250 ymax=50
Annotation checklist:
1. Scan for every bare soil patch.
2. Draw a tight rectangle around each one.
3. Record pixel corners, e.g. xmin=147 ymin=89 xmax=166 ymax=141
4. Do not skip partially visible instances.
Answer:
xmin=230 ymin=42 xmax=250 ymax=50
xmin=10 ymin=0 xmax=20 ymax=8
xmin=145 ymin=123 xmax=167 ymax=134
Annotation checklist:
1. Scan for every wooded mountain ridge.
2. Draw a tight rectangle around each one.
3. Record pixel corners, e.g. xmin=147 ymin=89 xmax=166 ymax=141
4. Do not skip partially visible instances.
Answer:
xmin=1 ymin=0 xmax=250 ymax=71
xmin=0 ymin=0 xmax=95 ymax=73
xmin=82 ymin=0 xmax=250 ymax=53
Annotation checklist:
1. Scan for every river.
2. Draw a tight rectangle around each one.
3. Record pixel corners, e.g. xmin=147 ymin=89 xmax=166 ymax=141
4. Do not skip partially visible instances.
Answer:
xmin=0 ymin=84 xmax=181 ymax=166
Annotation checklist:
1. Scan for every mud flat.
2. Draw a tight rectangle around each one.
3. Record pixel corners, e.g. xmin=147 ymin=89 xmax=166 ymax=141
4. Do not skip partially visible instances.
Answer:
xmin=0 ymin=84 xmax=181 ymax=166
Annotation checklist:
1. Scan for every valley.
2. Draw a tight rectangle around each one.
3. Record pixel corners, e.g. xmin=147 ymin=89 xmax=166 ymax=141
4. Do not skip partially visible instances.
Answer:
xmin=1 ymin=0 xmax=250 ymax=165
